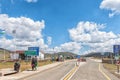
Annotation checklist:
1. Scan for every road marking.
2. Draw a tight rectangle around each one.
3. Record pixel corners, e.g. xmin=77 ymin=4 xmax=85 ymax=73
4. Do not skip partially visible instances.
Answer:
xmin=61 ymin=64 xmax=79 ymax=80
xmin=99 ymin=63 xmax=111 ymax=80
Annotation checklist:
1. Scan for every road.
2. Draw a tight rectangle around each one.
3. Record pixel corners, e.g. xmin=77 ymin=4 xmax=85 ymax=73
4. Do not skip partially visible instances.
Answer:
xmin=23 ymin=59 xmax=120 ymax=80
xmin=23 ymin=61 xmax=76 ymax=80
xmin=70 ymin=59 xmax=119 ymax=80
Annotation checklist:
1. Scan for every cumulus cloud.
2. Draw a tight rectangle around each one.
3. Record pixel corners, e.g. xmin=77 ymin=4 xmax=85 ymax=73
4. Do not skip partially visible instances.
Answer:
xmin=0 ymin=14 xmax=47 ymax=50
xmin=0 ymin=14 xmax=44 ymax=40
xmin=69 ymin=21 xmax=120 ymax=54
xmin=47 ymin=36 xmax=52 ymax=45
xmin=69 ymin=21 xmax=116 ymax=43
xmin=25 ymin=0 xmax=38 ymax=3
xmin=100 ymin=0 xmax=120 ymax=17
xmin=44 ymin=42 xmax=81 ymax=54
xmin=60 ymin=42 xmax=81 ymax=53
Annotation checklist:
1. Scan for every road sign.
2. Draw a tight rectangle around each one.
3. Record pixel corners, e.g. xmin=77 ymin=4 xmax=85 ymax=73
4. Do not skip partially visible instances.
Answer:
xmin=24 ymin=50 xmax=37 ymax=56
xmin=77 ymin=55 xmax=80 ymax=59
xmin=28 ymin=47 xmax=39 ymax=56
xmin=113 ymin=45 xmax=120 ymax=56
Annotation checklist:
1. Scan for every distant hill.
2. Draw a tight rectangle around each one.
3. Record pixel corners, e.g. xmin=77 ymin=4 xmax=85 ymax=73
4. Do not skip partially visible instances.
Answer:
xmin=0 ymin=48 xmax=11 ymax=53
xmin=0 ymin=48 xmax=11 ymax=60
xmin=83 ymin=52 xmax=113 ymax=58
xmin=45 ymin=52 xmax=77 ymax=59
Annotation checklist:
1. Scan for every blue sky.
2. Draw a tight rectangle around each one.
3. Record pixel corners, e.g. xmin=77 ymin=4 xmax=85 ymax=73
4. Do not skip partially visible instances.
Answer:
xmin=0 ymin=0 xmax=120 ymax=54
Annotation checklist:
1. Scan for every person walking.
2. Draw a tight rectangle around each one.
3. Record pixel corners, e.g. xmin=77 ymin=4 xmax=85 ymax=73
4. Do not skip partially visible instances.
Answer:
xmin=31 ymin=57 xmax=35 ymax=71
xmin=34 ymin=56 xmax=38 ymax=70
xmin=31 ymin=56 xmax=38 ymax=71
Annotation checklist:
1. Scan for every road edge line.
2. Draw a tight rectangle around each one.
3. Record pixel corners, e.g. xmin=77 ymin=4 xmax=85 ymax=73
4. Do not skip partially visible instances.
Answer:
xmin=99 ymin=63 xmax=111 ymax=80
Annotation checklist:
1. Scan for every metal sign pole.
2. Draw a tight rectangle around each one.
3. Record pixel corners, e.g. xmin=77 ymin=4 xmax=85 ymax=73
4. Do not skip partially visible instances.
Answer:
xmin=117 ymin=65 xmax=119 ymax=73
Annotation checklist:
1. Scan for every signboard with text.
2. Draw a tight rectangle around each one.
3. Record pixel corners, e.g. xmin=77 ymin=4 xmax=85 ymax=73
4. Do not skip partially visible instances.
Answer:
xmin=113 ymin=45 xmax=120 ymax=56
xmin=28 ymin=47 xmax=39 ymax=56
xmin=24 ymin=50 xmax=37 ymax=56
xmin=77 ymin=55 xmax=80 ymax=59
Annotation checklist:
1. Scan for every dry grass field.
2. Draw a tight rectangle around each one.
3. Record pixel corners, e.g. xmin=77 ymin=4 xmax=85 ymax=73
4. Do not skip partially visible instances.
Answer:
xmin=0 ymin=60 xmax=53 ymax=71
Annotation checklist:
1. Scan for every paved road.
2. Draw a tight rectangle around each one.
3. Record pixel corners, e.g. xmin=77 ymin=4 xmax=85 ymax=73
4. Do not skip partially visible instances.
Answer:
xmin=23 ymin=61 xmax=76 ymax=80
xmin=70 ymin=59 xmax=119 ymax=80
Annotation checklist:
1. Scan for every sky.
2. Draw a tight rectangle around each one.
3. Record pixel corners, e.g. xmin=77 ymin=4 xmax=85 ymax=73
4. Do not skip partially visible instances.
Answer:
xmin=0 ymin=0 xmax=120 ymax=54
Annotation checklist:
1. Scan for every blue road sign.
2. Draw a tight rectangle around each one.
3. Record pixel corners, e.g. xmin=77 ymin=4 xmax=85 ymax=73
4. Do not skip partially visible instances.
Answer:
xmin=77 ymin=55 xmax=80 ymax=59
xmin=28 ymin=47 xmax=39 ymax=56
xmin=113 ymin=45 xmax=120 ymax=56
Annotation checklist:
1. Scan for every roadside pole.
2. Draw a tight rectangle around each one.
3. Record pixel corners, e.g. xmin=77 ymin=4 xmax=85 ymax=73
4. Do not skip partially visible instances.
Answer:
xmin=116 ymin=60 xmax=120 ymax=73
xmin=3 ymin=48 xmax=5 ymax=61
xmin=117 ymin=65 xmax=119 ymax=73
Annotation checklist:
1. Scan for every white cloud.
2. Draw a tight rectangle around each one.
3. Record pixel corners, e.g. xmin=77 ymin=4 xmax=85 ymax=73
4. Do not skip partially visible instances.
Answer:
xmin=47 ymin=36 xmax=52 ymax=45
xmin=60 ymin=42 xmax=81 ymax=54
xmin=0 ymin=14 xmax=47 ymax=50
xmin=69 ymin=21 xmax=116 ymax=43
xmin=25 ymin=0 xmax=38 ymax=3
xmin=69 ymin=21 xmax=120 ymax=54
xmin=100 ymin=0 xmax=120 ymax=17
xmin=44 ymin=42 xmax=81 ymax=54
xmin=0 ymin=14 xmax=45 ymax=40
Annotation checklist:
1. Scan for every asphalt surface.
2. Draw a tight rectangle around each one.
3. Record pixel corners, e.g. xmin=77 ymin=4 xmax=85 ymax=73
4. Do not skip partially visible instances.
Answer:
xmin=23 ymin=61 xmax=76 ymax=80
xmin=70 ymin=59 xmax=119 ymax=80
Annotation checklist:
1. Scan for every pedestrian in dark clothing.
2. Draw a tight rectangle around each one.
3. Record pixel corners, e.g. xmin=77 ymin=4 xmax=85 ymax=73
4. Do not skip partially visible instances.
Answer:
xmin=34 ymin=56 xmax=38 ymax=70
xmin=31 ymin=57 xmax=35 ymax=71
xmin=14 ymin=60 xmax=20 ymax=72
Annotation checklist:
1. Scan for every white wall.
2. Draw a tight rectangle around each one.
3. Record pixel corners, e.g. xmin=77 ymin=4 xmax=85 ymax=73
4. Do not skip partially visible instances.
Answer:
xmin=39 ymin=52 xmax=44 ymax=60
xmin=10 ymin=53 xmax=19 ymax=60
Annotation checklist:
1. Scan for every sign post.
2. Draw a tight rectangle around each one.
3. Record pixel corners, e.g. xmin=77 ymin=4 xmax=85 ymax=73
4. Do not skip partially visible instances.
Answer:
xmin=113 ymin=45 xmax=120 ymax=73
xmin=116 ymin=60 xmax=120 ymax=73
xmin=113 ymin=45 xmax=120 ymax=59
xmin=28 ymin=47 xmax=39 ymax=56
xmin=24 ymin=50 xmax=37 ymax=56
xmin=24 ymin=50 xmax=37 ymax=69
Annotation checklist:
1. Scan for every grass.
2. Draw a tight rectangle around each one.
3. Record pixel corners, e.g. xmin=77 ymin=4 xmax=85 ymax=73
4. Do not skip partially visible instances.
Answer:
xmin=91 ymin=57 xmax=102 ymax=60
xmin=103 ymin=63 xmax=117 ymax=70
xmin=103 ymin=63 xmax=120 ymax=78
xmin=0 ymin=60 xmax=53 ymax=71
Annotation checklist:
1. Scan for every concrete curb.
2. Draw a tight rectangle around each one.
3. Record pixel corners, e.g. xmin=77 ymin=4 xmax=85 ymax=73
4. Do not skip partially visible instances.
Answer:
xmin=0 ymin=68 xmax=17 ymax=76
xmin=4 ymin=71 xmax=18 ymax=76
xmin=18 ymin=62 xmax=63 ymax=80
xmin=0 ymin=59 xmax=76 ymax=80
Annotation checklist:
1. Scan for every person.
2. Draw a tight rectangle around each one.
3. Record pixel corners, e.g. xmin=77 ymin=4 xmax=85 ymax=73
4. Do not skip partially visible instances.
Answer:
xmin=31 ymin=57 xmax=35 ymax=71
xmin=31 ymin=56 xmax=38 ymax=71
xmin=34 ymin=56 xmax=38 ymax=70
xmin=76 ymin=58 xmax=80 ymax=66
xmin=14 ymin=60 xmax=20 ymax=72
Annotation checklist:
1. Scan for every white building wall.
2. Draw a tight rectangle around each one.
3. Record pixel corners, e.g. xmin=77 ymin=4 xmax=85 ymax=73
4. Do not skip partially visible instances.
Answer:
xmin=10 ymin=53 xmax=19 ymax=60
xmin=38 ymin=52 xmax=44 ymax=60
